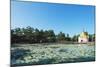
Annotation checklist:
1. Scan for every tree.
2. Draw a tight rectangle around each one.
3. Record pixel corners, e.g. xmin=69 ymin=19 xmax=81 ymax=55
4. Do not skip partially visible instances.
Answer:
xmin=93 ymin=34 xmax=95 ymax=41
xmin=12 ymin=28 xmax=22 ymax=43
xmin=57 ymin=32 xmax=66 ymax=41
xmin=66 ymin=34 xmax=71 ymax=41
xmin=21 ymin=26 xmax=35 ymax=43
xmin=39 ymin=30 xmax=45 ymax=43
xmin=47 ymin=30 xmax=56 ymax=42
xmin=11 ymin=29 xmax=17 ymax=44
xmin=42 ymin=30 xmax=56 ymax=43
xmin=89 ymin=34 xmax=95 ymax=42
xmin=89 ymin=34 xmax=92 ymax=42
xmin=33 ymin=28 xmax=40 ymax=43
xmin=72 ymin=35 xmax=79 ymax=42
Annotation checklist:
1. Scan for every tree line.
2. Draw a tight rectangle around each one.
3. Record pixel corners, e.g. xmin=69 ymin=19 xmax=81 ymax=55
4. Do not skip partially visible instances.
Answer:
xmin=11 ymin=26 xmax=95 ymax=44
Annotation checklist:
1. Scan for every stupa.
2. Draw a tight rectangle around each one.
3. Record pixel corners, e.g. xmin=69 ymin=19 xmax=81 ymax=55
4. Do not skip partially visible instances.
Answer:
xmin=78 ymin=30 xmax=89 ymax=43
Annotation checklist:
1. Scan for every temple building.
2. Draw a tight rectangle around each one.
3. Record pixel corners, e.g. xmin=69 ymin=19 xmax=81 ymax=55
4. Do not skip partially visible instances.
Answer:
xmin=78 ymin=31 xmax=89 ymax=43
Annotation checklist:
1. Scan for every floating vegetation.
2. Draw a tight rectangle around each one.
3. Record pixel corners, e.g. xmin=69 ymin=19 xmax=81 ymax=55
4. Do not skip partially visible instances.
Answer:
xmin=11 ymin=44 xmax=95 ymax=66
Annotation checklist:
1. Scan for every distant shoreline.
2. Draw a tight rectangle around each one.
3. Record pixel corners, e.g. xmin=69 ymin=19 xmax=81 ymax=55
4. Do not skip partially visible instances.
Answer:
xmin=11 ymin=42 xmax=95 ymax=47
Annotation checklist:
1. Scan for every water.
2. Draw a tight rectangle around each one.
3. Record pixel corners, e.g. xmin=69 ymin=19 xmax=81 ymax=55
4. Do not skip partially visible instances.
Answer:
xmin=11 ymin=44 xmax=95 ymax=66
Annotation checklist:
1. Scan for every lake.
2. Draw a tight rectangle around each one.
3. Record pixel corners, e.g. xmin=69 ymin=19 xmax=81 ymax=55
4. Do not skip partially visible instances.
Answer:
xmin=11 ymin=44 xmax=95 ymax=66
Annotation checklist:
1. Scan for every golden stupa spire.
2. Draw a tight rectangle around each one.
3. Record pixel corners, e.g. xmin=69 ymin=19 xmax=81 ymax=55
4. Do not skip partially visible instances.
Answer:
xmin=80 ymin=28 xmax=88 ymax=38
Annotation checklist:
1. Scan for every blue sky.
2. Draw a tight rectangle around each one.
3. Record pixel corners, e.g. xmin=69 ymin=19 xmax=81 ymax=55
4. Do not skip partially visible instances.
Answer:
xmin=11 ymin=1 xmax=95 ymax=36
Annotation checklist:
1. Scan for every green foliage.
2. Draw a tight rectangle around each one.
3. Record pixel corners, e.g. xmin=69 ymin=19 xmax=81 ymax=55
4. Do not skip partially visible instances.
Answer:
xmin=72 ymin=35 xmax=79 ymax=42
xmin=89 ymin=34 xmax=95 ymax=42
xmin=11 ymin=27 xmax=71 ymax=44
xmin=11 ymin=26 xmax=95 ymax=44
xmin=57 ymin=32 xmax=66 ymax=41
xmin=11 ymin=26 xmax=56 ymax=43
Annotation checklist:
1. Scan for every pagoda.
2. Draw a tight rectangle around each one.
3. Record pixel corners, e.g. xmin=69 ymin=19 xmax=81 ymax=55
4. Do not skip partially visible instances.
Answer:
xmin=78 ymin=30 xmax=89 ymax=43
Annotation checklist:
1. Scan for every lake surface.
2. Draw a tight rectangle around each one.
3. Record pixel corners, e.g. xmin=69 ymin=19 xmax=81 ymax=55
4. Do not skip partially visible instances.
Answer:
xmin=11 ymin=44 xmax=95 ymax=66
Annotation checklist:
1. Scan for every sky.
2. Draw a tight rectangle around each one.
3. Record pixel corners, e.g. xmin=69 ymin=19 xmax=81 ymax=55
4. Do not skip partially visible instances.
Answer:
xmin=11 ymin=0 xmax=95 ymax=37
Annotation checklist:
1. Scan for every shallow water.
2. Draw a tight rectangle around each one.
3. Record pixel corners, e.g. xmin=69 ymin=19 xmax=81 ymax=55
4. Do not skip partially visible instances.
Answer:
xmin=11 ymin=44 xmax=95 ymax=66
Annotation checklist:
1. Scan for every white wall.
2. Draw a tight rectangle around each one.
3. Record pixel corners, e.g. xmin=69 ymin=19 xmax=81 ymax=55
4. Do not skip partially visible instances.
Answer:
xmin=78 ymin=37 xmax=88 ymax=43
